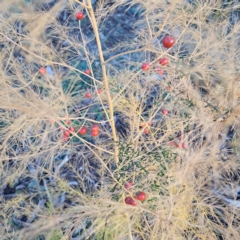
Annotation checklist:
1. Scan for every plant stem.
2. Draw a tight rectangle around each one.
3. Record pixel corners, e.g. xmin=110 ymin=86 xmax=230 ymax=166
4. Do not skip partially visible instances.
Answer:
xmin=86 ymin=0 xmax=119 ymax=165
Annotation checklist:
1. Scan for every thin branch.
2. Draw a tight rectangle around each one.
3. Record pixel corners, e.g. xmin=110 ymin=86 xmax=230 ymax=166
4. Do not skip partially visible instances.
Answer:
xmin=74 ymin=0 xmax=90 ymax=9
xmin=0 ymin=32 xmax=103 ymax=85
xmin=86 ymin=0 xmax=119 ymax=165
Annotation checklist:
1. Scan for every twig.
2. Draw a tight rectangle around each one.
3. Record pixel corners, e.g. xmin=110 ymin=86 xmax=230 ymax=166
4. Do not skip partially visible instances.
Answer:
xmin=0 ymin=32 xmax=103 ymax=85
xmin=74 ymin=0 xmax=90 ymax=9
xmin=86 ymin=0 xmax=119 ymax=165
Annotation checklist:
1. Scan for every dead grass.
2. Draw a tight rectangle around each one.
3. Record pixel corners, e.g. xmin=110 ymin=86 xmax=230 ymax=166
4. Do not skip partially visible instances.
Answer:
xmin=0 ymin=0 xmax=240 ymax=239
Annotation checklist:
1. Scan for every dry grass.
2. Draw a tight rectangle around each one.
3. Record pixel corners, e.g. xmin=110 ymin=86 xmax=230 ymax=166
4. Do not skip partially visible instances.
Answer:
xmin=0 ymin=0 xmax=240 ymax=239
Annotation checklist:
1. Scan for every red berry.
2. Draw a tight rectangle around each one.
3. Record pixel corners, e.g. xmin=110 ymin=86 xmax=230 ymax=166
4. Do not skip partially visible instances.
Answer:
xmin=136 ymin=192 xmax=146 ymax=201
xmin=65 ymin=119 xmax=71 ymax=125
xmin=169 ymin=141 xmax=182 ymax=148
xmin=91 ymin=125 xmax=99 ymax=136
xmin=58 ymin=126 xmax=63 ymax=130
xmin=86 ymin=93 xmax=91 ymax=98
xmin=75 ymin=12 xmax=84 ymax=20
xmin=39 ymin=67 xmax=46 ymax=74
xmin=125 ymin=197 xmax=132 ymax=205
xmin=130 ymin=198 xmax=137 ymax=206
xmin=154 ymin=66 xmax=164 ymax=75
xmin=62 ymin=136 xmax=69 ymax=141
xmin=182 ymin=142 xmax=187 ymax=149
xmin=148 ymin=121 xmax=153 ymax=126
xmin=141 ymin=63 xmax=150 ymax=71
xmin=125 ymin=197 xmax=136 ymax=206
xmin=141 ymin=122 xmax=153 ymax=127
xmin=69 ymin=127 xmax=75 ymax=133
xmin=84 ymin=69 xmax=91 ymax=75
xmin=78 ymin=126 xmax=87 ymax=135
xmin=91 ymin=130 xmax=99 ymax=137
xmin=97 ymin=89 xmax=102 ymax=94
xmin=158 ymin=69 xmax=164 ymax=75
xmin=159 ymin=58 xmax=168 ymax=66
xmin=91 ymin=125 xmax=99 ymax=132
xmin=161 ymin=109 xmax=168 ymax=115
xmin=162 ymin=35 xmax=175 ymax=48
xmin=144 ymin=128 xmax=150 ymax=134
xmin=124 ymin=182 xmax=134 ymax=190
xmin=63 ymin=130 xmax=71 ymax=137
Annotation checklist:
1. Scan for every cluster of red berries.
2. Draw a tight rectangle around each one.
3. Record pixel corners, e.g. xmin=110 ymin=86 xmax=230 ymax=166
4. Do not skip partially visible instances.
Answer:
xmin=71 ymin=125 xmax=100 ymax=137
xmin=77 ymin=125 xmax=100 ymax=137
xmin=140 ymin=121 xmax=152 ymax=134
xmin=62 ymin=126 xmax=75 ymax=141
xmin=90 ymin=124 xmax=99 ymax=137
xmin=169 ymin=134 xmax=187 ymax=149
xmin=170 ymin=141 xmax=186 ymax=149
xmin=85 ymin=89 xmax=102 ymax=99
xmin=124 ymin=181 xmax=147 ymax=206
xmin=141 ymin=35 xmax=175 ymax=74
xmin=140 ymin=36 xmax=174 ymax=135
xmin=59 ymin=120 xmax=99 ymax=141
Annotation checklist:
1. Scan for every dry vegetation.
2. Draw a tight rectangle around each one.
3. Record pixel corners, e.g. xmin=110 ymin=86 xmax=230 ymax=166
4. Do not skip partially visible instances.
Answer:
xmin=0 ymin=0 xmax=240 ymax=239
